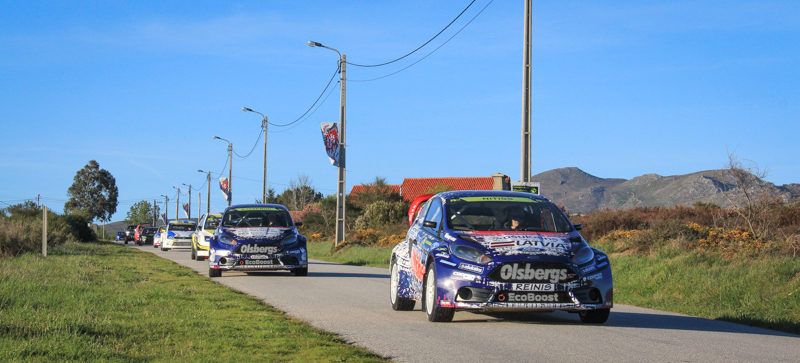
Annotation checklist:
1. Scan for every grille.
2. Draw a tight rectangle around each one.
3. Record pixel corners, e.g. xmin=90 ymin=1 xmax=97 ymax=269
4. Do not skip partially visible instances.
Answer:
xmin=488 ymin=262 xmax=577 ymax=283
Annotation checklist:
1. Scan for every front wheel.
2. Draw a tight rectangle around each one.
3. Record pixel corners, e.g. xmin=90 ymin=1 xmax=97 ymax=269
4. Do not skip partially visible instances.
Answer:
xmin=293 ymin=267 xmax=308 ymax=276
xmin=390 ymin=259 xmax=415 ymax=311
xmin=195 ymin=253 xmax=205 ymax=261
xmin=424 ymin=263 xmax=454 ymax=322
xmin=124 ymin=239 xmax=128 ymax=245
xmin=190 ymin=247 xmax=196 ymax=260
xmin=579 ymin=309 xmax=610 ymax=324
xmin=209 ymin=268 xmax=222 ymax=278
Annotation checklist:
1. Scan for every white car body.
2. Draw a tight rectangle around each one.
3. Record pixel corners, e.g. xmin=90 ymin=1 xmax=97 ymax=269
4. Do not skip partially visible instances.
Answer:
xmin=161 ymin=221 xmax=197 ymax=251
xmin=192 ymin=213 xmax=221 ymax=259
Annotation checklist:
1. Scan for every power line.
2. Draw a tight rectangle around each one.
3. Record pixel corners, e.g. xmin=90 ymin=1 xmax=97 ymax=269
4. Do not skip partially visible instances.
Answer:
xmin=346 ymin=0 xmax=477 ymax=68
xmin=350 ymin=0 xmax=493 ymax=83
xmin=233 ymin=127 xmax=264 ymax=160
xmin=267 ymin=66 xmax=340 ymax=128
xmin=268 ymin=81 xmax=341 ymax=134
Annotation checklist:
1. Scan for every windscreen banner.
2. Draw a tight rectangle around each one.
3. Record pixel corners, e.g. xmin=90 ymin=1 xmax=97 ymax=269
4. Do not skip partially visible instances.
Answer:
xmin=219 ymin=177 xmax=231 ymax=201
xmin=320 ymin=122 xmax=340 ymax=167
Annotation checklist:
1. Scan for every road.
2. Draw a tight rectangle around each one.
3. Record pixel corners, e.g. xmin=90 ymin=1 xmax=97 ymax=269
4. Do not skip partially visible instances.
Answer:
xmin=124 ymin=242 xmax=799 ymax=362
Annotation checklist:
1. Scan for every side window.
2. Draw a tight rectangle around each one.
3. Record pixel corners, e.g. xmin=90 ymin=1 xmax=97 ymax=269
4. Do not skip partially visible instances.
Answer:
xmin=423 ymin=198 xmax=443 ymax=233
xmin=199 ymin=215 xmax=207 ymax=231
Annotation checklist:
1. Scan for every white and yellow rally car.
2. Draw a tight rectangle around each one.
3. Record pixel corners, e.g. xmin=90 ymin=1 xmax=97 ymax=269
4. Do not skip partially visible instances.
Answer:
xmin=192 ymin=213 xmax=221 ymax=261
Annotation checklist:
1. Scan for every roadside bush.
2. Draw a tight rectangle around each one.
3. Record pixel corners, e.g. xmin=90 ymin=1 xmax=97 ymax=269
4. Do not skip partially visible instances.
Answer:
xmin=354 ymin=201 xmax=408 ymax=230
xmin=0 ymin=202 xmax=96 ymax=257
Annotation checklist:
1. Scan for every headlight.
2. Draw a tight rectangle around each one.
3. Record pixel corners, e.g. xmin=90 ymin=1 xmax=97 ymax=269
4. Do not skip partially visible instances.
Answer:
xmin=167 ymin=235 xmax=174 ymax=240
xmin=281 ymin=234 xmax=298 ymax=245
xmin=572 ymin=246 xmax=595 ymax=265
xmin=204 ymin=237 xmax=211 ymax=242
xmin=451 ymin=245 xmax=492 ymax=265
xmin=218 ymin=235 xmax=235 ymax=245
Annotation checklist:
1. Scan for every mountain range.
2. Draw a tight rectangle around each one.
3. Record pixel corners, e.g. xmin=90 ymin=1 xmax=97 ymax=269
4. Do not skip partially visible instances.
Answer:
xmin=532 ymin=167 xmax=800 ymax=214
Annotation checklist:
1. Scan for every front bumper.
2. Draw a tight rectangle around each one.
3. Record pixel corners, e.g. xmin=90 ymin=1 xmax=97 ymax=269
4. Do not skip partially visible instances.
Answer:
xmin=164 ymin=238 xmax=193 ymax=250
xmin=209 ymin=247 xmax=307 ymax=271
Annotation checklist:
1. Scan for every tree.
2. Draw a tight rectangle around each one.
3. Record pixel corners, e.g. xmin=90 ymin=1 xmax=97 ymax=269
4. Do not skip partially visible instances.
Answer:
xmin=349 ymin=176 xmax=403 ymax=210
xmin=716 ymin=151 xmax=781 ymax=240
xmin=125 ymin=200 xmax=158 ymax=225
xmin=64 ymin=160 xmax=119 ymax=223
xmin=254 ymin=188 xmax=279 ymax=204
xmin=277 ymin=173 xmax=322 ymax=211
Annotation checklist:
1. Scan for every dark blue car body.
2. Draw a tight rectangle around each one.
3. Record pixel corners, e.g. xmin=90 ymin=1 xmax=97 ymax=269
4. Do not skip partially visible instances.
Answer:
xmin=207 ymin=204 xmax=307 ymax=277
xmin=389 ymin=190 xmax=613 ymax=323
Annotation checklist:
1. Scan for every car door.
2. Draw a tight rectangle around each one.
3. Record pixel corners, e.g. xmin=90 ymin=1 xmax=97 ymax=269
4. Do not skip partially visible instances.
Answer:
xmin=409 ymin=197 xmax=444 ymax=291
xmin=194 ymin=214 xmax=207 ymax=246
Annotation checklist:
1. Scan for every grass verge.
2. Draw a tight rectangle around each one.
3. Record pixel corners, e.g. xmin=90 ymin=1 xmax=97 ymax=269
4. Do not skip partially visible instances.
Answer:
xmin=308 ymin=241 xmax=394 ymax=268
xmin=0 ymin=240 xmax=388 ymax=362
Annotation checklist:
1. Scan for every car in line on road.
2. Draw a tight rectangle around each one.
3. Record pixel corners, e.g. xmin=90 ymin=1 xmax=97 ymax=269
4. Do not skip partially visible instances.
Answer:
xmin=161 ymin=221 xmax=197 ymax=251
xmin=137 ymin=226 xmax=158 ymax=245
xmin=115 ymin=231 xmax=125 ymax=242
xmin=124 ymin=224 xmax=137 ymax=244
xmin=134 ymin=223 xmax=153 ymax=244
xmin=154 ymin=225 xmax=166 ymax=248
xmin=389 ymin=190 xmax=613 ymax=323
xmin=192 ymin=213 xmax=221 ymax=261
xmin=208 ymin=204 xmax=307 ymax=277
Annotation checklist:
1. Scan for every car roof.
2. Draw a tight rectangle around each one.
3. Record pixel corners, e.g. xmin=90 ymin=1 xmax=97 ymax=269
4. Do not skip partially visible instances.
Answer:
xmin=434 ymin=189 xmax=550 ymax=202
xmin=223 ymin=204 xmax=289 ymax=213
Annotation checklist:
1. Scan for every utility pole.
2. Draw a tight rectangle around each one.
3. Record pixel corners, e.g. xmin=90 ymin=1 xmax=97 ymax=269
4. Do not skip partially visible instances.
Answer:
xmin=173 ymin=187 xmax=180 ymax=220
xmin=161 ymin=195 xmax=169 ymax=224
xmin=198 ymin=170 xmax=211 ymax=215
xmin=198 ymin=193 xmax=201 ymax=220
xmin=520 ymin=0 xmax=532 ymax=183
xmin=182 ymin=183 xmax=192 ymax=220
xmin=243 ymin=107 xmax=269 ymax=203
xmin=42 ymin=206 xmax=47 ymax=257
xmin=153 ymin=199 xmax=157 ymax=226
xmin=228 ymin=143 xmax=232 ymax=206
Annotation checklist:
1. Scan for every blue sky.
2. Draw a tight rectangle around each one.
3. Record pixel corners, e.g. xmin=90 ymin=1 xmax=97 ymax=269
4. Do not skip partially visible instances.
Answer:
xmin=1 ymin=0 xmax=798 ymax=220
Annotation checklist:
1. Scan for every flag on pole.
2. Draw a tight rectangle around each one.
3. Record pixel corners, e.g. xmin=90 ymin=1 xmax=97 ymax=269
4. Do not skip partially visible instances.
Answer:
xmin=182 ymin=203 xmax=189 ymax=218
xmin=320 ymin=122 xmax=339 ymax=167
xmin=161 ymin=213 xmax=167 ymax=224
xmin=219 ymin=177 xmax=231 ymax=201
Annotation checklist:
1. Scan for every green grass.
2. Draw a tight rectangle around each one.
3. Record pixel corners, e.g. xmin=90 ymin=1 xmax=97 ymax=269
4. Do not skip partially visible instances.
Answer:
xmin=0 ymin=241 xmax=388 ymax=362
xmin=308 ymin=242 xmax=394 ymax=268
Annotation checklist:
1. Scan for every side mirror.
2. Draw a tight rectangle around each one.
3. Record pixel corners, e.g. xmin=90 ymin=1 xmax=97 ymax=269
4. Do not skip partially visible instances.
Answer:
xmin=295 ymin=221 xmax=304 ymax=227
xmin=423 ymin=220 xmax=437 ymax=229
xmin=209 ymin=220 xmax=220 ymax=228
xmin=574 ymin=224 xmax=583 ymax=231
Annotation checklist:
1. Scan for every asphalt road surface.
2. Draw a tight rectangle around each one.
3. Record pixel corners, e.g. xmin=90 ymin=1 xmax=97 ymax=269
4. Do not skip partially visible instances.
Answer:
xmin=123 ymin=242 xmax=799 ymax=362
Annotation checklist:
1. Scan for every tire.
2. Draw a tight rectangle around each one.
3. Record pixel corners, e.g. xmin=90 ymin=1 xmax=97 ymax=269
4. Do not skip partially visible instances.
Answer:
xmin=293 ymin=267 xmax=308 ymax=276
xmin=195 ymin=254 xmax=205 ymax=261
xmin=191 ymin=247 xmax=196 ymax=260
xmin=124 ymin=239 xmax=128 ymax=245
xmin=390 ymin=259 xmax=415 ymax=311
xmin=579 ymin=309 xmax=610 ymax=324
xmin=209 ymin=268 xmax=222 ymax=278
xmin=424 ymin=262 xmax=454 ymax=322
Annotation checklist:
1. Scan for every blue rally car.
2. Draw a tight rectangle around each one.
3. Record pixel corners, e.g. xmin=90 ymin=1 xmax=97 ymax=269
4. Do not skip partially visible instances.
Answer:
xmin=208 ymin=204 xmax=307 ymax=277
xmin=389 ymin=190 xmax=613 ymax=323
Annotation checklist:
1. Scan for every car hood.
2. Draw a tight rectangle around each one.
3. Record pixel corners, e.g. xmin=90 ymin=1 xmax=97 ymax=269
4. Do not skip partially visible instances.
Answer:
xmin=454 ymin=231 xmax=577 ymax=257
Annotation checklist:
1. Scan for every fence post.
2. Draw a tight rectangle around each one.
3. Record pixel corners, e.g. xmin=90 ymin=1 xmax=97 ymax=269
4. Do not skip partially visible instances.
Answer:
xmin=42 ymin=206 xmax=47 ymax=257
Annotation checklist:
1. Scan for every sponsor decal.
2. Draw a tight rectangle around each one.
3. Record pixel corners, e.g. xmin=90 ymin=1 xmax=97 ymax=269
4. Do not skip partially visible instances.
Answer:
xmin=227 ymin=227 xmax=284 ymax=239
xmin=421 ymin=237 xmax=433 ymax=247
xmin=458 ymin=263 xmax=484 ymax=274
xmin=452 ymin=271 xmax=478 ymax=281
xmin=586 ymin=273 xmax=603 ymax=280
xmin=443 ymin=233 xmax=457 ymax=242
xmin=237 ymin=244 xmax=281 ymax=255
xmin=511 ymin=283 xmax=555 ymax=292
xmin=494 ymin=263 xmax=572 ymax=283
xmin=239 ymin=259 xmax=278 ymax=266
xmin=596 ymin=261 xmax=609 ymax=269
xmin=435 ymin=253 xmax=450 ymax=259
xmin=496 ymin=292 xmax=568 ymax=303
xmin=434 ymin=246 xmax=448 ymax=252
xmin=487 ymin=238 xmax=570 ymax=253
xmin=440 ymin=260 xmax=457 ymax=267
xmin=229 ymin=207 xmax=280 ymax=212
xmin=438 ymin=296 xmax=455 ymax=308
xmin=596 ymin=254 xmax=608 ymax=261
xmin=410 ymin=247 xmax=426 ymax=281
xmin=580 ymin=264 xmax=597 ymax=274
xmin=450 ymin=197 xmax=539 ymax=203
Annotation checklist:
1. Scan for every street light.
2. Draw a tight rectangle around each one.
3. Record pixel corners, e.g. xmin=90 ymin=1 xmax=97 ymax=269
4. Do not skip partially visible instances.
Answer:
xmin=198 ymin=170 xmax=211 ymax=215
xmin=243 ymin=107 xmax=268 ymax=203
xmin=172 ymin=186 xmax=180 ymax=220
xmin=309 ymin=40 xmax=347 ymax=246
xmin=214 ymin=136 xmax=233 ymax=206
xmin=160 ymin=194 xmax=169 ymax=224
xmin=181 ymin=183 xmax=192 ymax=220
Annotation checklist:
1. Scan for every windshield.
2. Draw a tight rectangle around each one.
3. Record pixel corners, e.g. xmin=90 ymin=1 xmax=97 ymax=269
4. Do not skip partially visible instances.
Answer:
xmin=168 ymin=223 xmax=196 ymax=232
xmin=222 ymin=207 xmax=292 ymax=228
xmin=204 ymin=216 xmax=221 ymax=229
xmin=143 ymin=227 xmax=157 ymax=233
xmin=445 ymin=196 xmax=574 ymax=233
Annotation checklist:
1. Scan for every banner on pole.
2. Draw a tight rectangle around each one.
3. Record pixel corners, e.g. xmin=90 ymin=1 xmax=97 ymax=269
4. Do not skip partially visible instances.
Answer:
xmin=219 ymin=177 xmax=231 ymax=201
xmin=161 ymin=213 xmax=167 ymax=224
xmin=182 ymin=203 xmax=190 ymax=218
xmin=320 ymin=122 xmax=340 ymax=167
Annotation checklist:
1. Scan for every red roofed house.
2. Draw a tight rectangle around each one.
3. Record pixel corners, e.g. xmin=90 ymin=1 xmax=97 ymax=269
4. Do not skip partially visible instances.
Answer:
xmin=349 ymin=173 xmax=510 ymax=203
